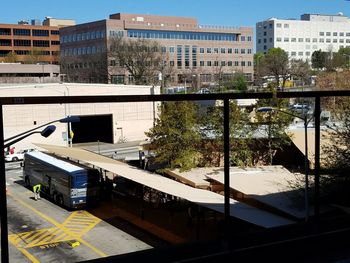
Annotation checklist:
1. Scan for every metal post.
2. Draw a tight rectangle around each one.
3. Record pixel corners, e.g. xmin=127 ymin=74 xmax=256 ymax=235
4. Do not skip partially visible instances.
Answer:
xmin=304 ymin=115 xmax=309 ymax=222
xmin=0 ymin=104 xmax=9 ymax=263
xmin=223 ymin=98 xmax=230 ymax=237
xmin=314 ymin=96 xmax=321 ymax=222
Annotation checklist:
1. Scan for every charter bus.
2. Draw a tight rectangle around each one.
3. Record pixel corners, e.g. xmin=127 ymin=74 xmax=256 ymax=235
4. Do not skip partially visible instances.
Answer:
xmin=23 ymin=151 xmax=101 ymax=209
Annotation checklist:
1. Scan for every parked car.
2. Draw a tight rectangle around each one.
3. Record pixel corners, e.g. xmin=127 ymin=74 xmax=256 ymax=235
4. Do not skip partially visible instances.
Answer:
xmin=5 ymin=148 xmax=37 ymax=162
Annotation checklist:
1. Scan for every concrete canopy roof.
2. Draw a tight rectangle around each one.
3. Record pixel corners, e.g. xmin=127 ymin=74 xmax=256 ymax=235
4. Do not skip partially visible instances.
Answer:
xmin=35 ymin=143 xmax=294 ymax=228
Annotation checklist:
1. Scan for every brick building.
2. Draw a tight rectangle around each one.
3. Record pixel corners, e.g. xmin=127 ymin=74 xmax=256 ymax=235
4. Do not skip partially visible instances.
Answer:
xmin=0 ymin=18 xmax=75 ymax=65
xmin=59 ymin=13 xmax=254 ymax=87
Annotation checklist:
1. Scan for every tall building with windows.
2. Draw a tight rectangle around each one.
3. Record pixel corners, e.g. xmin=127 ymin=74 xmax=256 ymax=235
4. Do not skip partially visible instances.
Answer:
xmin=59 ymin=13 xmax=254 ymax=86
xmin=256 ymin=13 xmax=350 ymax=61
xmin=0 ymin=18 xmax=75 ymax=65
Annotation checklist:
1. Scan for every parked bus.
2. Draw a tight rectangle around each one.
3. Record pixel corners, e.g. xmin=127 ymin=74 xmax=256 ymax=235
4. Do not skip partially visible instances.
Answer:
xmin=23 ymin=151 xmax=101 ymax=209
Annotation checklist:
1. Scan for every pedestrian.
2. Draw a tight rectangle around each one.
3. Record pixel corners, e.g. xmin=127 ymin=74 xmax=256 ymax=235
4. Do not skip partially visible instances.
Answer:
xmin=33 ymin=183 xmax=41 ymax=201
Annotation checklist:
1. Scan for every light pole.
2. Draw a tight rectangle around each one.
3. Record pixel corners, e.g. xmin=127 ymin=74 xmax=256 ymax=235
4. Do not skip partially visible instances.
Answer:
xmin=60 ymin=83 xmax=72 ymax=147
xmin=257 ymin=106 xmax=313 ymax=222
xmin=4 ymin=116 xmax=80 ymax=146
xmin=1 ymin=123 xmax=56 ymax=263
xmin=4 ymin=125 xmax=56 ymax=149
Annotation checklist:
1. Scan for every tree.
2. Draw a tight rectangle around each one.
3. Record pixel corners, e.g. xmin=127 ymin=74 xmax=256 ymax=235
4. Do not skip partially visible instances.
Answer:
xmin=108 ymin=37 xmax=163 ymax=85
xmin=4 ymin=52 xmax=18 ymax=63
xmin=261 ymin=48 xmax=290 ymax=90
xmin=145 ymin=101 xmax=201 ymax=171
xmin=232 ymin=72 xmax=247 ymax=91
xmin=311 ymin=50 xmax=327 ymax=70
xmin=290 ymin=59 xmax=311 ymax=86
xmin=254 ymin=52 xmax=267 ymax=87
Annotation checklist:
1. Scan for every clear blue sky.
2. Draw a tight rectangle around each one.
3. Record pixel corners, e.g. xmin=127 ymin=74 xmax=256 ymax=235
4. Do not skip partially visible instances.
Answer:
xmin=1 ymin=0 xmax=350 ymax=27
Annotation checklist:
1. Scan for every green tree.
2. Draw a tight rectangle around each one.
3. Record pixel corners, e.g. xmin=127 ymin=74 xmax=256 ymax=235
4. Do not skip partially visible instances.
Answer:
xmin=311 ymin=50 xmax=327 ymax=70
xmin=233 ymin=72 xmax=247 ymax=91
xmin=198 ymin=100 xmax=253 ymax=167
xmin=145 ymin=101 xmax=201 ymax=171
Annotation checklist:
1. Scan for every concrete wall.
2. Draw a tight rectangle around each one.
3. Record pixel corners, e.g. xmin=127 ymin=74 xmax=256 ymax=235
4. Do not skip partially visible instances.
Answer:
xmin=1 ymin=83 xmax=160 ymax=152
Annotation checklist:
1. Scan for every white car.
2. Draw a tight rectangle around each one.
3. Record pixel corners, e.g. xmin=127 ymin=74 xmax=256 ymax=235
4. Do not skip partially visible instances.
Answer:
xmin=5 ymin=149 xmax=37 ymax=162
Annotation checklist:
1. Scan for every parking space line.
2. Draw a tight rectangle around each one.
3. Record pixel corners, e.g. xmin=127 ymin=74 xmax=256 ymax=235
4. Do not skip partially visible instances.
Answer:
xmin=8 ymin=193 xmax=107 ymax=259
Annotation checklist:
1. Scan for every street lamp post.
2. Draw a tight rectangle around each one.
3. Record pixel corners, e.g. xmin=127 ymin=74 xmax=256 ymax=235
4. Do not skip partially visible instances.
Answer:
xmin=257 ymin=106 xmax=312 ymax=222
xmin=4 ymin=116 xmax=80 ymax=146
xmin=1 ymin=122 xmax=57 ymax=263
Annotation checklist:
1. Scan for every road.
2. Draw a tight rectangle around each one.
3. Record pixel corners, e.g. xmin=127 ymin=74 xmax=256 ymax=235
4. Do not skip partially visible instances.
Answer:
xmin=5 ymin=162 xmax=153 ymax=262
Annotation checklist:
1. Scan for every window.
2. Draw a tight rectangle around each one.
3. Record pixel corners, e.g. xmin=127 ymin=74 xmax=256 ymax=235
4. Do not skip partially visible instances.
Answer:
xmin=258 ymin=39 xmax=261 ymax=44
xmin=298 ymin=38 xmax=303 ymax=42
xmin=284 ymin=24 xmax=289 ymax=28
xmin=13 ymin=29 xmax=30 ymax=36
xmin=326 ymin=32 xmax=331 ymax=36
xmin=0 ymin=28 xmax=11 ymax=35
xmin=33 ymin=40 xmax=49 ymax=47
xmin=291 ymin=51 xmax=296 ymax=56
xmin=319 ymin=32 xmax=324 ymax=36
xmin=319 ymin=39 xmax=324 ymax=43
xmin=284 ymin=37 xmax=289 ymax=42
xmin=333 ymin=39 xmax=338 ymax=43
xmin=214 ymin=48 xmax=219 ymax=53
xmin=333 ymin=32 xmax=338 ymax=36
xmin=227 ymin=48 xmax=232 ymax=54
xmin=248 ymin=61 xmax=252 ymax=66
xmin=169 ymin=46 xmax=175 ymax=53
xmin=247 ymin=36 xmax=252 ymax=41
xmin=340 ymin=32 xmax=344 ymax=37
xmin=221 ymin=61 xmax=226 ymax=66
xmin=234 ymin=48 xmax=239 ymax=54
xmin=214 ymin=61 xmax=219 ymax=67
xmin=276 ymin=23 xmax=282 ymax=28
xmin=14 ymin=39 xmax=31 ymax=46
xmin=347 ymin=33 xmax=350 ymax=37
xmin=199 ymin=47 xmax=204 ymax=53
xmin=241 ymin=49 xmax=245 ymax=54
xmin=247 ymin=49 xmax=252 ymax=54
xmin=305 ymin=38 xmax=310 ymax=43
xmin=326 ymin=39 xmax=331 ymax=43
xmin=200 ymin=61 xmax=204 ymax=66
xmin=51 ymin=30 xmax=59 ymax=35
xmin=269 ymin=38 xmax=273 ymax=43
xmin=276 ymin=37 xmax=282 ymax=42
xmin=234 ymin=61 xmax=239 ymax=66
xmin=241 ymin=36 xmax=246 ymax=41
xmin=313 ymin=38 xmax=317 ymax=43
xmin=32 ymin=30 xmax=49 ymax=37
xmin=228 ymin=61 xmax=233 ymax=66
xmin=221 ymin=48 xmax=225 ymax=53
xmin=207 ymin=61 xmax=212 ymax=66
xmin=207 ymin=48 xmax=212 ymax=53
xmin=51 ymin=41 xmax=60 ymax=45
xmin=298 ymin=52 xmax=303 ymax=56
xmin=305 ymin=52 xmax=311 ymax=56
xmin=291 ymin=38 xmax=296 ymax=42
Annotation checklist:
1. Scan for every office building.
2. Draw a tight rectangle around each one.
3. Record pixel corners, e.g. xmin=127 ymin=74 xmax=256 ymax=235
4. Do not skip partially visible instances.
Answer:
xmin=0 ymin=18 xmax=75 ymax=65
xmin=256 ymin=13 xmax=350 ymax=61
xmin=59 ymin=13 xmax=254 ymax=86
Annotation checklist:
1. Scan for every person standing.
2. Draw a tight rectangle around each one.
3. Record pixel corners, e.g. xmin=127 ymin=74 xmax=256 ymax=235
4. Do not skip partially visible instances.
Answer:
xmin=33 ymin=183 xmax=41 ymax=201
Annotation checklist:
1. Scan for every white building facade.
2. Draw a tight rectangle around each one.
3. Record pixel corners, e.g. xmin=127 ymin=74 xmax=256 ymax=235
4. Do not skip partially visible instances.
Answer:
xmin=1 ymin=83 xmax=160 ymax=152
xmin=256 ymin=13 xmax=350 ymax=61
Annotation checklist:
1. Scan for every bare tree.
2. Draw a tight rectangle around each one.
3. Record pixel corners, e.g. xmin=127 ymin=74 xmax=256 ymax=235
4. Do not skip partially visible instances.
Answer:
xmin=108 ymin=37 xmax=163 ymax=85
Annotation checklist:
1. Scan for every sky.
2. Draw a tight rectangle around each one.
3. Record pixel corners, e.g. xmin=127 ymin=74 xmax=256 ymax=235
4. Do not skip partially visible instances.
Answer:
xmin=1 ymin=0 xmax=350 ymax=27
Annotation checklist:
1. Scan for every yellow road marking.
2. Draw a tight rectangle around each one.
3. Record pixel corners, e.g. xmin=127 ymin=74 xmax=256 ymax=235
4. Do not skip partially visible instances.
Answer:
xmin=8 ymin=192 xmax=107 ymax=259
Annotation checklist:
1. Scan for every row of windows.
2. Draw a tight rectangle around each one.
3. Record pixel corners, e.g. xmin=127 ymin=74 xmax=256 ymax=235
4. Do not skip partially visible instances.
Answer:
xmin=274 ymin=37 xmax=350 ymax=44
xmin=127 ymin=29 xmax=249 ymax=42
xmin=0 ymin=39 xmax=59 ymax=46
xmin=61 ymin=45 xmax=106 ymax=56
xmin=0 ymin=28 xmax=59 ymax=36
xmin=110 ymin=59 xmax=253 ymax=67
xmin=319 ymin=32 xmax=350 ymax=37
xmin=12 ymin=39 xmax=56 ymax=47
xmin=60 ymin=31 xmax=106 ymax=43
xmin=165 ymin=46 xmax=252 ymax=55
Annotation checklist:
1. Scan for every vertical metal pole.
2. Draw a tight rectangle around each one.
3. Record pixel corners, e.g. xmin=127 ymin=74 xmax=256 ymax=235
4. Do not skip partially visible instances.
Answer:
xmin=304 ymin=116 xmax=309 ymax=222
xmin=314 ymin=96 xmax=321 ymax=222
xmin=0 ymin=104 xmax=9 ymax=262
xmin=223 ymin=98 xmax=230 ymax=236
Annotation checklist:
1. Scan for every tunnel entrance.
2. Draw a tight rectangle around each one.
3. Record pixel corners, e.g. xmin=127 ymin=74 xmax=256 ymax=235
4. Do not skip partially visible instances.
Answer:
xmin=70 ymin=114 xmax=113 ymax=144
